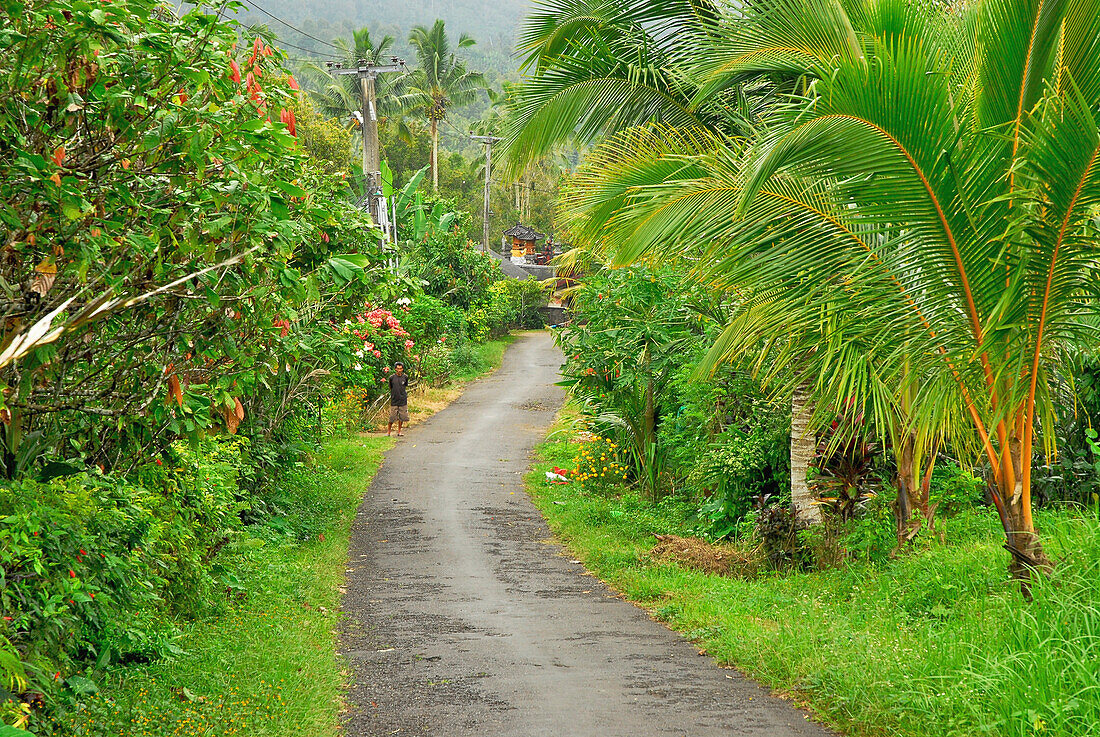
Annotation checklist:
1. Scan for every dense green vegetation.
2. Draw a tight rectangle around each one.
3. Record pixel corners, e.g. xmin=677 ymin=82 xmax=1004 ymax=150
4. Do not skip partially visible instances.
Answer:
xmin=7 ymin=0 xmax=1100 ymax=734
xmin=503 ymin=1 xmax=1100 ymax=734
xmin=510 ymin=0 xmax=1100 ymax=581
xmin=287 ymin=16 xmax=564 ymax=243
xmin=43 ymin=435 xmax=391 ymax=737
xmin=34 ymin=326 xmax=516 ymax=737
xmin=0 ymin=1 xmax=545 ymax=732
xmin=529 ymin=427 xmax=1100 ymax=737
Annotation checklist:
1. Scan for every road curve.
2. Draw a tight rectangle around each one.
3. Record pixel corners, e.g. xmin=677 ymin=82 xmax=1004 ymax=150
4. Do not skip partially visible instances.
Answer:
xmin=340 ymin=331 xmax=835 ymax=737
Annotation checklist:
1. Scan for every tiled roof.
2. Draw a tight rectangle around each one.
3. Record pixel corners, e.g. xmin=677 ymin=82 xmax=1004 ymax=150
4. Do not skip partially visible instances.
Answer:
xmin=503 ymin=223 xmax=545 ymax=241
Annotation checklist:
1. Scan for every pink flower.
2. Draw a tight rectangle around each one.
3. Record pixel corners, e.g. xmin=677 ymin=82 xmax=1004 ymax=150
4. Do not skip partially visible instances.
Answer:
xmin=372 ymin=350 xmax=381 ymax=358
xmin=404 ymin=340 xmax=414 ymax=350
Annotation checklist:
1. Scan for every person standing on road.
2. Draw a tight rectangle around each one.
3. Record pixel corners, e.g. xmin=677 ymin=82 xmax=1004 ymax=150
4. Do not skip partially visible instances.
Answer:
xmin=387 ymin=361 xmax=410 ymax=436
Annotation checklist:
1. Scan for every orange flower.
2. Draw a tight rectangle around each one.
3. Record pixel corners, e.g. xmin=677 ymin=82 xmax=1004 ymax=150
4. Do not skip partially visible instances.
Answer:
xmin=279 ymin=108 xmax=297 ymax=137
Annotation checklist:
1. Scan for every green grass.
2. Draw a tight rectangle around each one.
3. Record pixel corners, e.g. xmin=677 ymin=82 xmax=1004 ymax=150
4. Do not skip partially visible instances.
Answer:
xmin=52 ymin=436 xmax=393 ymax=737
xmin=528 ymin=422 xmax=1100 ymax=737
xmin=450 ymin=333 xmax=519 ymax=382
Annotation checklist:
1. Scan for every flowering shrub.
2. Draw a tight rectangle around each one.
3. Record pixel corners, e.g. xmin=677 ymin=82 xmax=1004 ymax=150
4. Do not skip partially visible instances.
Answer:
xmin=336 ymin=305 xmax=416 ymax=398
xmin=573 ymin=435 xmax=630 ymax=494
xmin=322 ymin=388 xmax=373 ymax=435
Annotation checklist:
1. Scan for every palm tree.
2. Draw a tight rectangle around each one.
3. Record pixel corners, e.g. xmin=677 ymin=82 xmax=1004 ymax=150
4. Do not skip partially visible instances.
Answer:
xmin=503 ymin=0 xmax=732 ymax=175
xmin=554 ymin=0 xmax=1100 ymax=584
xmin=508 ymin=0 xmax=837 ymax=526
xmin=299 ymin=28 xmax=397 ymax=123
xmin=399 ymin=20 xmax=486 ymax=192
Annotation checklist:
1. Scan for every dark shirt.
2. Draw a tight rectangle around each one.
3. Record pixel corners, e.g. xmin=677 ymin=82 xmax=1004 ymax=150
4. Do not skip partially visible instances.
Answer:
xmin=388 ymin=373 xmax=409 ymax=406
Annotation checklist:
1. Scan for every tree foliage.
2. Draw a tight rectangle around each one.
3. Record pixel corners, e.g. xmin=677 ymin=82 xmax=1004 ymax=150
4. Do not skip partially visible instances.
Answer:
xmin=516 ymin=0 xmax=1100 ymax=581
xmin=0 ymin=0 xmax=386 ymax=475
xmin=398 ymin=19 xmax=486 ymax=191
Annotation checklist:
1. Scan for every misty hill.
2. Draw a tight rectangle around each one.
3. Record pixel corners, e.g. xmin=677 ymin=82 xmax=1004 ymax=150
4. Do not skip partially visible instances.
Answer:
xmin=230 ymin=0 xmax=534 ymax=76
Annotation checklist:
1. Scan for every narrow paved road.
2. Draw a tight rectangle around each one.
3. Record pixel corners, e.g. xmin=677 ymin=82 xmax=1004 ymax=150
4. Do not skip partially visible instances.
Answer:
xmin=340 ymin=331 xmax=834 ymax=737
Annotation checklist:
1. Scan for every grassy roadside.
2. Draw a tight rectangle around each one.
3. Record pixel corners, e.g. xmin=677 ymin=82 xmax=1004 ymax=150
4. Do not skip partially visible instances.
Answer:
xmin=452 ymin=333 xmax=518 ymax=382
xmin=53 ymin=437 xmax=392 ymax=737
xmin=527 ymin=414 xmax=1100 ymax=737
xmin=51 ymin=334 xmax=520 ymax=737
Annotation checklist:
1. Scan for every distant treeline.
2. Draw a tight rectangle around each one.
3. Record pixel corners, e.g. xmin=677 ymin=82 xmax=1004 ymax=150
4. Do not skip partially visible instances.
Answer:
xmin=225 ymin=0 xmax=527 ymax=76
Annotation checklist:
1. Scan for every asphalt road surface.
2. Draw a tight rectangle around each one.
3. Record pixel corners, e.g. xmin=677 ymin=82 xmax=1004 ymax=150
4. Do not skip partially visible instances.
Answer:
xmin=340 ymin=331 xmax=835 ymax=737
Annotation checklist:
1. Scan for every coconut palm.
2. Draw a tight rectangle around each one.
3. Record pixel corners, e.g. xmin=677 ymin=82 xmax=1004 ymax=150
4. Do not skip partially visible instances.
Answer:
xmin=298 ymin=28 xmax=397 ymax=123
xmin=503 ymin=0 xmax=742 ymax=175
xmin=555 ymin=0 xmax=1100 ymax=583
xmin=509 ymin=0 xmax=837 ymax=524
xmin=398 ymin=20 xmax=486 ymax=192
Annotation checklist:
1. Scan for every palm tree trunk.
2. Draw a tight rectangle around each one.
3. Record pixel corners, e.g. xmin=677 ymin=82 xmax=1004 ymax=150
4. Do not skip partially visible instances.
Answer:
xmin=642 ymin=365 xmax=657 ymax=501
xmin=999 ymin=432 xmax=1052 ymax=593
xmin=790 ymin=381 xmax=822 ymax=526
xmin=430 ymin=118 xmax=439 ymax=193
xmin=893 ymin=431 xmax=936 ymax=548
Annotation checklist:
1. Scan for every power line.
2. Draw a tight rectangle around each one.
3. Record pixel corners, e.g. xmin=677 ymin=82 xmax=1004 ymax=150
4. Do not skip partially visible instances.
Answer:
xmin=284 ymin=56 xmax=338 ymax=65
xmin=239 ymin=0 xmax=343 ymax=53
xmin=266 ymin=36 xmax=342 ymax=59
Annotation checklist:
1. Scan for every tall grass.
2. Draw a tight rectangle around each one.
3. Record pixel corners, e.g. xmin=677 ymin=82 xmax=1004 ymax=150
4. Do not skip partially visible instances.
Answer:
xmin=449 ymin=334 xmax=519 ymax=382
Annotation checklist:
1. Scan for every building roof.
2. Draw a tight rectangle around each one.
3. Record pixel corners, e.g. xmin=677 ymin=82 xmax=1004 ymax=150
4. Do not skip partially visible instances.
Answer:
xmin=503 ymin=223 xmax=545 ymax=241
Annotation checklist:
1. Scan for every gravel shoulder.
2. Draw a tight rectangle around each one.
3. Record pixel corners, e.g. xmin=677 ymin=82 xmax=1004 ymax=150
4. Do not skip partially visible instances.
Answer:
xmin=339 ymin=331 xmax=836 ymax=737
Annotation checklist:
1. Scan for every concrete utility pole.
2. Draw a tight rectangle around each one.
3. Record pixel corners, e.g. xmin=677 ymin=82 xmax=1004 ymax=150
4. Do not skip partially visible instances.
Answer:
xmin=470 ymin=134 xmax=503 ymax=252
xmin=328 ymin=58 xmax=404 ymax=232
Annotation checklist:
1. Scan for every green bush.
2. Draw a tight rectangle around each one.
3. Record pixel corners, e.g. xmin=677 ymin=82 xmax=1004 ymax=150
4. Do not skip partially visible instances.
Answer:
xmin=402 ymin=294 xmax=468 ymax=349
xmin=692 ymin=425 xmax=788 ymax=538
xmin=659 ymin=366 xmax=791 ymax=537
xmin=0 ymin=440 xmax=249 ymax=697
xmin=448 ymin=343 xmax=487 ymax=376
xmin=486 ymin=279 xmax=547 ymax=330
xmin=409 ymin=224 xmax=502 ymax=310
xmin=462 ymin=277 xmax=547 ymax=342
xmin=419 ymin=344 xmax=456 ymax=387
xmin=838 ymin=492 xmax=896 ymax=564
xmin=928 ymin=461 xmax=986 ymax=514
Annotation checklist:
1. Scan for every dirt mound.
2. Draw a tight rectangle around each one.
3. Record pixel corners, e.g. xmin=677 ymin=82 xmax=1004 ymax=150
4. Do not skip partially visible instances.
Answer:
xmin=649 ymin=534 xmax=761 ymax=578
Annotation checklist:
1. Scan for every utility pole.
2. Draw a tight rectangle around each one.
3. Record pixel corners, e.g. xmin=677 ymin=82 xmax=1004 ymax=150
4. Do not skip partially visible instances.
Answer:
xmin=470 ymin=134 xmax=503 ymax=252
xmin=328 ymin=57 xmax=404 ymax=235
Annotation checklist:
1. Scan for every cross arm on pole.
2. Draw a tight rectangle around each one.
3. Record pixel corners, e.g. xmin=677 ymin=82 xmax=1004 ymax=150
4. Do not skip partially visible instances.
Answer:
xmin=324 ymin=58 xmax=406 ymax=245
xmin=331 ymin=64 xmax=402 ymax=77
